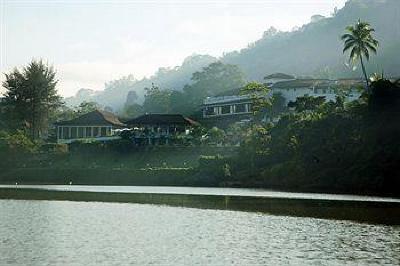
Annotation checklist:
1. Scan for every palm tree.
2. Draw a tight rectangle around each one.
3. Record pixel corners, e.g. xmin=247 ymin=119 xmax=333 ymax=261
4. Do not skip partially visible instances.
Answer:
xmin=341 ymin=19 xmax=379 ymax=92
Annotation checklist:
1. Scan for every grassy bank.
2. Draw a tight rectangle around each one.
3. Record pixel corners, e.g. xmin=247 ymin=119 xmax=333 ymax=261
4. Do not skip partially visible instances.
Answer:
xmin=0 ymin=146 xmax=237 ymax=186
xmin=0 ymin=168 xmax=197 ymax=186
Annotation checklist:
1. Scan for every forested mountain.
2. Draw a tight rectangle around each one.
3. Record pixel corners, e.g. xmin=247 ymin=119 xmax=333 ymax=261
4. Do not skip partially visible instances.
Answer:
xmin=222 ymin=0 xmax=400 ymax=80
xmin=65 ymin=0 xmax=400 ymax=112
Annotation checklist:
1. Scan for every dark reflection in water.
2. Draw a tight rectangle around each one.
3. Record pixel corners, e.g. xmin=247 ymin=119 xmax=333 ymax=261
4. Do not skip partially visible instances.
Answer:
xmin=0 ymin=200 xmax=399 ymax=265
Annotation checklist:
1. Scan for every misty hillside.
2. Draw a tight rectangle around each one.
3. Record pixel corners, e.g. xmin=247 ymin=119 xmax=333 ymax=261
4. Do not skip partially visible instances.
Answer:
xmin=223 ymin=0 xmax=400 ymax=80
xmin=65 ymin=54 xmax=217 ymax=110
xmin=65 ymin=0 xmax=400 ymax=111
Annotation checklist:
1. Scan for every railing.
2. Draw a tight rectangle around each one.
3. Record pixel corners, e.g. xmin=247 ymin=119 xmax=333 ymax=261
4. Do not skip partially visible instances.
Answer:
xmin=204 ymin=95 xmax=251 ymax=105
xmin=57 ymin=136 xmax=121 ymax=144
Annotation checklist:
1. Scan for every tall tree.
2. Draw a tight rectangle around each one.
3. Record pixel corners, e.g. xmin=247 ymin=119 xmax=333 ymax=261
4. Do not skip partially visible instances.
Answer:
xmin=183 ymin=62 xmax=246 ymax=107
xmin=75 ymin=101 xmax=101 ymax=115
xmin=2 ymin=60 xmax=62 ymax=139
xmin=240 ymin=82 xmax=271 ymax=114
xmin=287 ymin=95 xmax=326 ymax=113
xmin=341 ymin=19 xmax=379 ymax=91
xmin=142 ymin=84 xmax=172 ymax=114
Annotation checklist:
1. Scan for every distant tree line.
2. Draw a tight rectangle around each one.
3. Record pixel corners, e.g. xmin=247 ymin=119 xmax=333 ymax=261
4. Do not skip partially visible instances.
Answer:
xmin=121 ymin=62 xmax=247 ymax=119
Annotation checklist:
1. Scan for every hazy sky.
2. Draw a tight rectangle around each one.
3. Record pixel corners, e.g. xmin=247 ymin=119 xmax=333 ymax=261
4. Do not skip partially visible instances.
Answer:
xmin=0 ymin=0 xmax=347 ymax=97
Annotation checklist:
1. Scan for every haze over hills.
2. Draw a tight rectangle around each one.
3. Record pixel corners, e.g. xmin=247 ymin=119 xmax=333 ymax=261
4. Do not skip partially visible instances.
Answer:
xmin=222 ymin=0 xmax=400 ymax=81
xmin=65 ymin=54 xmax=217 ymax=110
xmin=65 ymin=0 xmax=400 ymax=111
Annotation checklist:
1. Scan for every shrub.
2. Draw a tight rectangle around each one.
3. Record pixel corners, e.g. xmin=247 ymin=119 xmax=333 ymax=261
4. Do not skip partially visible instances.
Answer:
xmin=4 ymin=130 xmax=38 ymax=153
xmin=40 ymin=143 xmax=69 ymax=154
xmin=197 ymin=155 xmax=232 ymax=184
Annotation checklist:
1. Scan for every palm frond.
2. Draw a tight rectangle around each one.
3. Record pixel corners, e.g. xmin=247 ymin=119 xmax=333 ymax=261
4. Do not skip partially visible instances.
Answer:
xmin=363 ymin=47 xmax=370 ymax=60
xmin=365 ymin=42 xmax=377 ymax=54
xmin=350 ymin=47 xmax=359 ymax=60
xmin=370 ymin=39 xmax=379 ymax=47
xmin=344 ymin=38 xmax=357 ymax=45
xmin=345 ymin=26 xmax=355 ymax=33
xmin=343 ymin=42 xmax=356 ymax=53
xmin=341 ymin=33 xmax=356 ymax=41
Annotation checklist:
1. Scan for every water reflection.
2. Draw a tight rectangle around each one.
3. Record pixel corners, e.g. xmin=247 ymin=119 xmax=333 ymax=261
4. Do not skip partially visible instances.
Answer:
xmin=0 ymin=200 xmax=399 ymax=265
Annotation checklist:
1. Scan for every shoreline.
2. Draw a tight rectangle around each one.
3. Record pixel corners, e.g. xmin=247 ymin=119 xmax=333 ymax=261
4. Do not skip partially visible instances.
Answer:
xmin=1 ymin=178 xmax=399 ymax=199
xmin=1 ymin=187 xmax=400 ymax=225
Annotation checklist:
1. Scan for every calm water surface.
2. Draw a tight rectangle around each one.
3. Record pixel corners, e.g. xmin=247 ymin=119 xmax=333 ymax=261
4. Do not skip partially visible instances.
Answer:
xmin=0 ymin=200 xmax=399 ymax=265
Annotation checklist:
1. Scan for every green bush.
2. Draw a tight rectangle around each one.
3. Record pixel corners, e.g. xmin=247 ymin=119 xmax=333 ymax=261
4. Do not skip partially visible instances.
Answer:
xmin=3 ymin=130 xmax=38 ymax=153
xmin=197 ymin=155 xmax=232 ymax=184
xmin=40 ymin=143 xmax=69 ymax=154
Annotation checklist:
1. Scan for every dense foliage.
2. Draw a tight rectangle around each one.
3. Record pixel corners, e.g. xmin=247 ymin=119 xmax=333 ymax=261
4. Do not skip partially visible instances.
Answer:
xmin=215 ymin=77 xmax=400 ymax=195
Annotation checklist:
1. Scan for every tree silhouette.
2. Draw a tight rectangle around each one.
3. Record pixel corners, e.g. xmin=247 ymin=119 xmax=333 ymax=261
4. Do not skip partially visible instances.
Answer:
xmin=3 ymin=60 xmax=62 ymax=139
xmin=341 ymin=19 xmax=379 ymax=92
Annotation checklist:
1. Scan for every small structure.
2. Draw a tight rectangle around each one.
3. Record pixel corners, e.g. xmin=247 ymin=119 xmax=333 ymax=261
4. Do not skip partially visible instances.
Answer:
xmin=125 ymin=114 xmax=198 ymax=145
xmin=55 ymin=110 xmax=125 ymax=144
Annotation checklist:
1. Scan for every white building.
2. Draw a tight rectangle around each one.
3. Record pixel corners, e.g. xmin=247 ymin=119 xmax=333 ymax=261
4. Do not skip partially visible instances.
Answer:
xmin=202 ymin=75 xmax=363 ymax=120
xmin=203 ymin=95 xmax=253 ymax=118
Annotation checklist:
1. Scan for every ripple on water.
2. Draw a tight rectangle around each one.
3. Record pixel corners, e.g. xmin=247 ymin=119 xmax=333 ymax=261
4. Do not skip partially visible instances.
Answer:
xmin=0 ymin=200 xmax=399 ymax=265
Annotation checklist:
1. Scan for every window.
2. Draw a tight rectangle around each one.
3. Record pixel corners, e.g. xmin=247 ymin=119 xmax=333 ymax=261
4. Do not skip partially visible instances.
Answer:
xmin=78 ymin=127 xmax=84 ymax=138
xmin=71 ymin=127 xmax=78 ymax=138
xmin=62 ymin=127 xmax=69 ymax=139
xmin=160 ymin=126 xmax=169 ymax=135
xmin=86 ymin=127 xmax=92 ymax=137
xmin=93 ymin=127 xmax=99 ymax=137
xmin=221 ymin=105 xmax=231 ymax=114
xmin=235 ymin=104 xmax=246 ymax=113
xmin=106 ymin=127 xmax=112 ymax=136
xmin=205 ymin=107 xmax=215 ymax=116
xmin=101 ymin=127 xmax=107 ymax=137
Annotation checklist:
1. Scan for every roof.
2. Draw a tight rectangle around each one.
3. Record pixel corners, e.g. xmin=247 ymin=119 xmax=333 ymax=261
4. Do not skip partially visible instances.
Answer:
xmin=336 ymin=79 xmax=365 ymax=86
xmin=55 ymin=110 xmax=125 ymax=127
xmin=264 ymin=73 xmax=296 ymax=80
xmin=272 ymin=79 xmax=331 ymax=89
xmin=215 ymin=88 xmax=242 ymax=97
xmin=126 ymin=114 xmax=199 ymax=126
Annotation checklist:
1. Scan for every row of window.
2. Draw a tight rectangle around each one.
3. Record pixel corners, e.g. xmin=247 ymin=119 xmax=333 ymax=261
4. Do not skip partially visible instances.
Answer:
xmin=204 ymin=103 xmax=251 ymax=116
xmin=58 ymin=126 xmax=113 ymax=139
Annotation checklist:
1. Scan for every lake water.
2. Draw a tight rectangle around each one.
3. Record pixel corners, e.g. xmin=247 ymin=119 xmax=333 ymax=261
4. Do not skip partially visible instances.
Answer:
xmin=1 ymin=200 xmax=399 ymax=265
